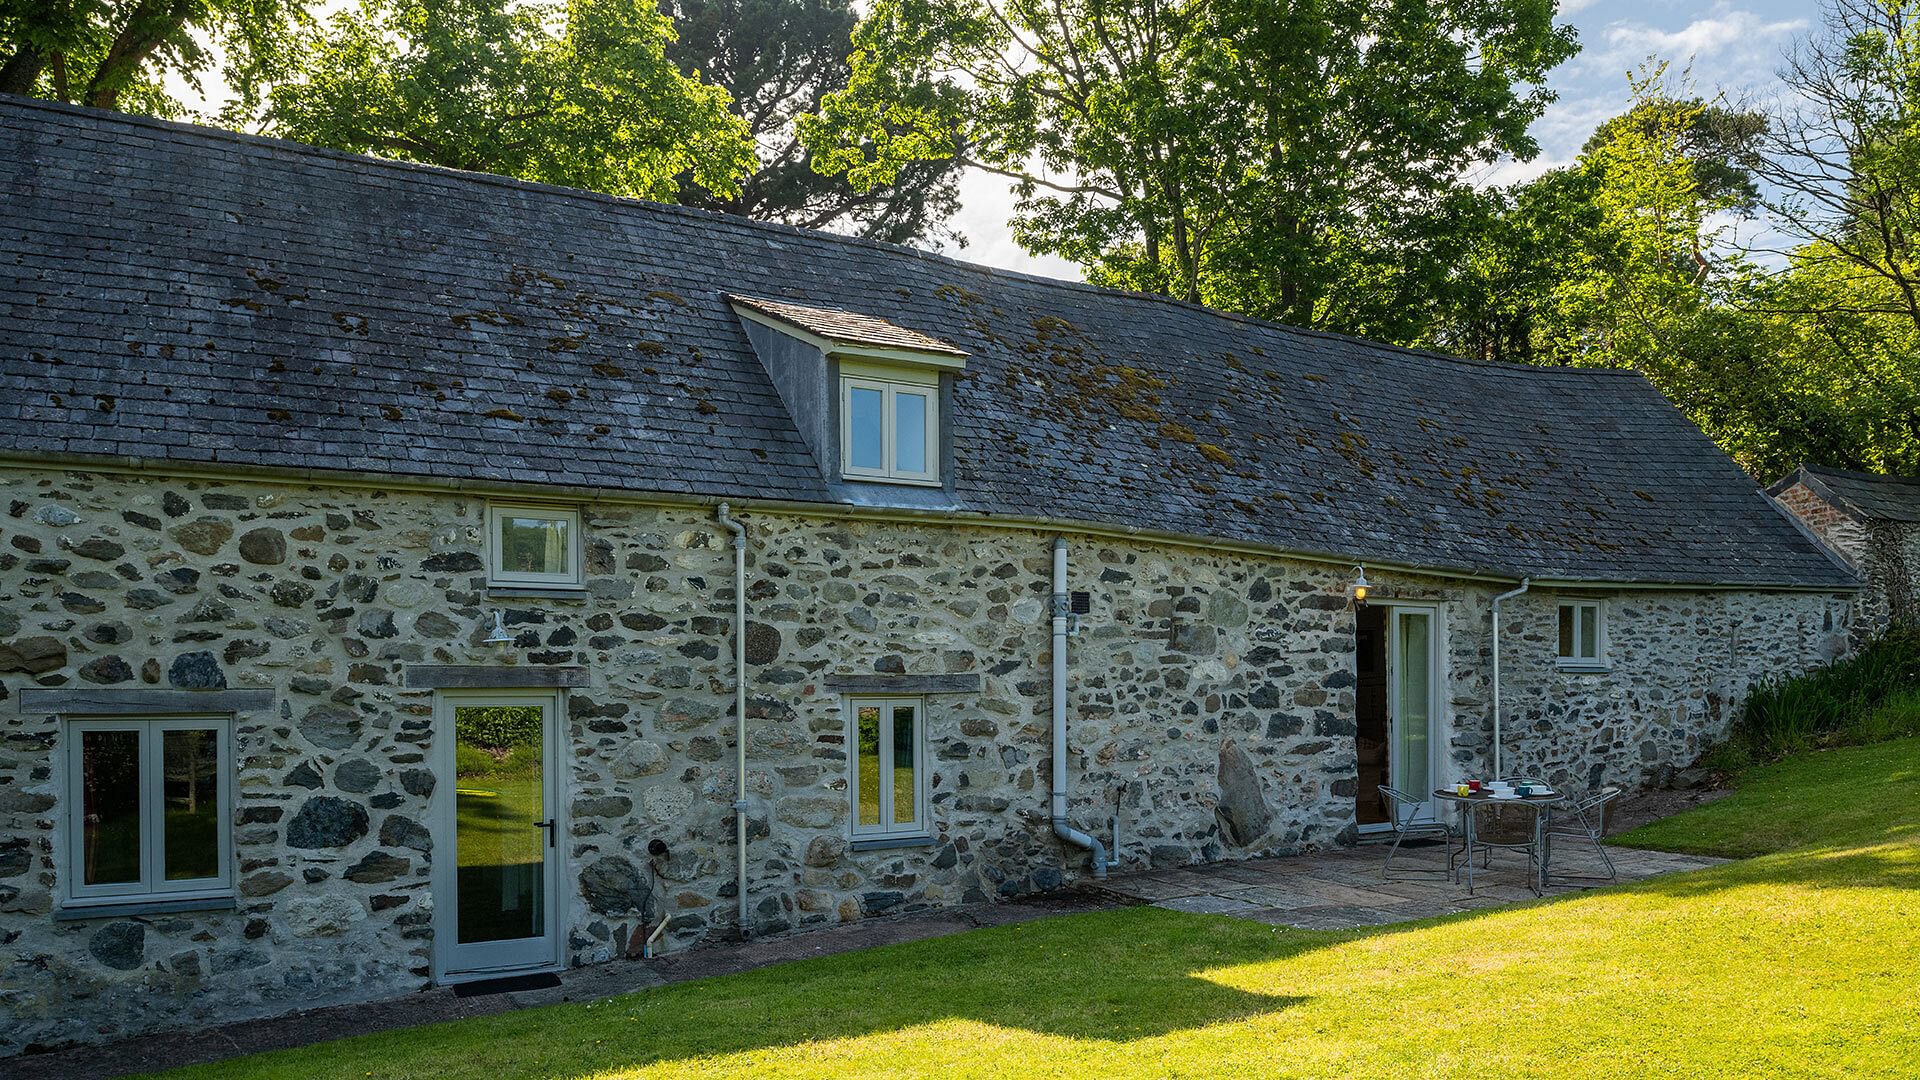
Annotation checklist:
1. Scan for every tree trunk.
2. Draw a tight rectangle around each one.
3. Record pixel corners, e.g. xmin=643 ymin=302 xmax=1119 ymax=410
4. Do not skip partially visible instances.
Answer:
xmin=85 ymin=0 xmax=193 ymax=110
xmin=0 ymin=42 xmax=47 ymax=95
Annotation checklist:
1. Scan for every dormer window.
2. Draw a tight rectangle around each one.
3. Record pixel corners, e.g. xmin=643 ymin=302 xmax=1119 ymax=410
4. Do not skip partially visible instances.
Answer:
xmin=728 ymin=294 xmax=968 ymax=492
xmin=842 ymin=362 xmax=939 ymax=485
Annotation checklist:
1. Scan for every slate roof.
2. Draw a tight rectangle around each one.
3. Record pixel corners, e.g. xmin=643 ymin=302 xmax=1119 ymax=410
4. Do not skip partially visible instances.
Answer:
xmin=1773 ymin=464 xmax=1920 ymax=524
xmin=0 ymin=97 xmax=1857 ymax=588
xmin=728 ymin=295 xmax=967 ymax=357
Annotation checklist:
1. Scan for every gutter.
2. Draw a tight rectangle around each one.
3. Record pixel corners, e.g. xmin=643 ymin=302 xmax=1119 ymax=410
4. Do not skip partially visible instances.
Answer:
xmin=714 ymin=503 xmax=751 ymax=940
xmin=1050 ymin=538 xmax=1108 ymax=879
xmin=0 ymin=451 xmax=1860 ymax=594
xmin=1489 ymin=578 xmax=1531 ymax=779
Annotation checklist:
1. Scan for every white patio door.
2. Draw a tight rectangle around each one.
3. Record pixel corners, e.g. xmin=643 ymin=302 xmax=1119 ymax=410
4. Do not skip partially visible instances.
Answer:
xmin=432 ymin=690 xmax=563 ymax=982
xmin=1386 ymin=605 xmax=1444 ymax=821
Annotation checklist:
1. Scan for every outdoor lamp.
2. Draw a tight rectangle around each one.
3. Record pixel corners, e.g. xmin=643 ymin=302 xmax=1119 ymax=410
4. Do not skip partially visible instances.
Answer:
xmin=482 ymin=609 xmax=515 ymax=645
xmin=1350 ymin=565 xmax=1371 ymax=606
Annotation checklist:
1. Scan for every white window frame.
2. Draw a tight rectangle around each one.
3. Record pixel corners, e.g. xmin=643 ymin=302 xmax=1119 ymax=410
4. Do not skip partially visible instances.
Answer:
xmin=62 ymin=715 xmax=234 ymax=906
xmin=846 ymin=696 xmax=930 ymax=840
xmin=839 ymin=362 xmax=940 ymax=486
xmin=1556 ymin=600 xmax=1609 ymax=671
xmin=485 ymin=503 xmax=584 ymax=589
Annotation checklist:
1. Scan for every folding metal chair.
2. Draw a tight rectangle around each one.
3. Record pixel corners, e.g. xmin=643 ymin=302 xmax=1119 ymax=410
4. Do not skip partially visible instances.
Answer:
xmin=1544 ymin=786 xmax=1622 ymax=886
xmin=1378 ymin=785 xmax=1457 ymax=880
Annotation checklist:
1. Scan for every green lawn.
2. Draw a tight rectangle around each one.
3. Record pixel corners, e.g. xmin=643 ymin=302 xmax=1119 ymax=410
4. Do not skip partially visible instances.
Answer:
xmin=150 ymin=738 xmax=1920 ymax=1079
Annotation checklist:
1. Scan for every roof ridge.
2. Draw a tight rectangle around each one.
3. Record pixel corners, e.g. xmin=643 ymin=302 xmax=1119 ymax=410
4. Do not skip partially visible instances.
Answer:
xmin=1800 ymin=462 xmax=1920 ymax=484
xmin=1 ymin=93 xmax=1650 ymax=386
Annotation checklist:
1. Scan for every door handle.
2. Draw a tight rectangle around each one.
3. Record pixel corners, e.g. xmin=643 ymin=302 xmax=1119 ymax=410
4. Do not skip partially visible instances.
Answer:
xmin=535 ymin=819 xmax=556 ymax=848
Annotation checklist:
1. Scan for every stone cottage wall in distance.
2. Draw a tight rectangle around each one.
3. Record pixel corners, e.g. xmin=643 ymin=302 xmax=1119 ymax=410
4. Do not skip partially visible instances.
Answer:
xmin=1469 ymin=588 xmax=1852 ymax=790
xmin=1772 ymin=480 xmax=1906 ymax=636
xmin=0 ymin=466 xmax=1367 ymax=1055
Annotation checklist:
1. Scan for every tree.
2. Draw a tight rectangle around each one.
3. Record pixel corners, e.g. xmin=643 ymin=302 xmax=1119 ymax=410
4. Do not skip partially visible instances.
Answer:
xmin=0 ymin=0 xmax=304 ymax=113
xmin=263 ymin=0 xmax=754 ymax=201
xmin=660 ymin=0 xmax=963 ymax=244
xmin=800 ymin=0 xmax=1575 ymax=335
xmin=1761 ymin=0 xmax=1920 ymax=337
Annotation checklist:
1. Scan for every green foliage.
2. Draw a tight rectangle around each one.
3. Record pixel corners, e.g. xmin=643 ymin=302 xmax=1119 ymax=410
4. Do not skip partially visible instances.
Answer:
xmin=455 ymin=705 xmax=544 ymax=753
xmin=661 ymin=0 xmax=962 ymax=245
xmin=1717 ymin=626 xmax=1920 ymax=767
xmin=802 ymin=0 xmax=1575 ymax=331
xmin=262 ymin=0 xmax=754 ymax=201
xmin=0 ymin=0 xmax=306 ymax=113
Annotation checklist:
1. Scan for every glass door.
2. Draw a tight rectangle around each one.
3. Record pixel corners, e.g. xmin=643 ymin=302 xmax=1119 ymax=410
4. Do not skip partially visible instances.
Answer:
xmin=434 ymin=692 xmax=560 ymax=980
xmin=1387 ymin=606 xmax=1442 ymax=821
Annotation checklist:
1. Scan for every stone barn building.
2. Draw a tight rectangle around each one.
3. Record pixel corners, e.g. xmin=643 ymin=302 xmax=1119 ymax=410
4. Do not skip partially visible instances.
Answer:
xmin=1771 ymin=464 xmax=1920 ymax=635
xmin=0 ymin=99 xmax=1860 ymax=1054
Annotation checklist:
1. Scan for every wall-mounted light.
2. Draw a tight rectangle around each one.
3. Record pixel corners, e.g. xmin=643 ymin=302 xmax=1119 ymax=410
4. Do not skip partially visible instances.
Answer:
xmin=1349 ymin=565 xmax=1371 ymax=606
xmin=482 ymin=610 xmax=515 ymax=645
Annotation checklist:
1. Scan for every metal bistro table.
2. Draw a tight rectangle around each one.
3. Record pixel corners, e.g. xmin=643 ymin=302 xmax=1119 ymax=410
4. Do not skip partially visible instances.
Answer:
xmin=1433 ymin=788 xmax=1559 ymax=896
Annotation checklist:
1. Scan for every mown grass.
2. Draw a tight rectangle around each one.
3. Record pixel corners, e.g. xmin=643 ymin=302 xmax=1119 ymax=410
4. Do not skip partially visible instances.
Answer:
xmin=1614 ymin=735 xmax=1920 ymax=859
xmin=147 ymin=740 xmax=1920 ymax=1079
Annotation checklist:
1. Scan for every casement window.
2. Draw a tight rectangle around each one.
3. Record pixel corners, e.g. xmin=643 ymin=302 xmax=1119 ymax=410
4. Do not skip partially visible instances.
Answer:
xmin=848 ymin=697 xmax=928 ymax=840
xmin=840 ymin=362 xmax=939 ymax=485
xmin=486 ymin=503 xmax=583 ymax=588
xmin=1557 ymin=601 xmax=1607 ymax=669
xmin=64 ymin=717 xmax=232 ymax=905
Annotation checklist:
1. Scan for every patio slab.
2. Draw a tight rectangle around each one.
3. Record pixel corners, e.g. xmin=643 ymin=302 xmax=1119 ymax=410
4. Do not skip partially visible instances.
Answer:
xmin=1098 ymin=842 xmax=1723 ymax=931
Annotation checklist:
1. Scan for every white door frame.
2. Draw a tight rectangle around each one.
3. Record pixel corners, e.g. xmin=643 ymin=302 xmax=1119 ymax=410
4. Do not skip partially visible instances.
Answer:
xmin=430 ymin=688 xmax=566 ymax=984
xmin=1385 ymin=602 xmax=1446 ymax=823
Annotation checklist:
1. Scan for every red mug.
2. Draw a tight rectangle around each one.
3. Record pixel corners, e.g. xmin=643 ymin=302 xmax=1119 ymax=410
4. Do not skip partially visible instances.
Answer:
xmin=1467 ymin=780 xmax=1482 ymax=793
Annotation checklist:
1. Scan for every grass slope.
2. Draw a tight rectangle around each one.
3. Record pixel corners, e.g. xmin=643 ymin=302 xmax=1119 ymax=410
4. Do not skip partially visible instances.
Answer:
xmin=152 ymin=739 xmax=1920 ymax=1080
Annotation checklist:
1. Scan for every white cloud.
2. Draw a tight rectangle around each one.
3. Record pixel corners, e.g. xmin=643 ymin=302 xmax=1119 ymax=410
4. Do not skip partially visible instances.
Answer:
xmin=1575 ymin=2 xmax=1809 ymax=83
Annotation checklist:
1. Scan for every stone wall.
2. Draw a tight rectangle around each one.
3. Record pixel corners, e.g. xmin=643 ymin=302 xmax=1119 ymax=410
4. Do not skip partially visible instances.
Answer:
xmin=1772 ymin=481 xmax=1913 ymax=636
xmin=0 ymin=466 xmax=1854 ymax=1054
xmin=1462 ymin=588 xmax=1852 ymax=790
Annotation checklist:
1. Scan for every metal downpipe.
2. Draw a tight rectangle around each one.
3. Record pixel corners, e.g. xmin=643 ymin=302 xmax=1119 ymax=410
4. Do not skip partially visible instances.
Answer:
xmin=716 ymin=503 xmax=751 ymax=939
xmin=1050 ymin=538 xmax=1109 ymax=879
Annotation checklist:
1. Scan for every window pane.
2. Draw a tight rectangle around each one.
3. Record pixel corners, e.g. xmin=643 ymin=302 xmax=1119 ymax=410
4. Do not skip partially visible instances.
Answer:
xmin=1580 ymin=605 xmax=1599 ymax=659
xmin=81 ymin=730 xmax=142 ymax=886
xmin=848 ymin=386 xmax=885 ymax=471
xmin=856 ymin=706 xmax=882 ymax=826
xmin=894 ymin=391 xmax=928 ymax=475
xmin=892 ymin=704 xmax=917 ymax=827
xmin=162 ymin=728 xmax=222 ymax=881
xmin=453 ymin=705 xmax=547 ymax=944
xmin=1393 ymin=614 xmax=1431 ymax=796
xmin=1557 ymin=607 xmax=1575 ymax=657
xmin=498 ymin=514 xmax=570 ymax=576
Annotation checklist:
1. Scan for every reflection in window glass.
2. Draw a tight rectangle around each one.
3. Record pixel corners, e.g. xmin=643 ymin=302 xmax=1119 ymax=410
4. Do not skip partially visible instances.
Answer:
xmin=162 ymin=728 xmax=221 ymax=881
xmin=1579 ymin=605 xmax=1599 ymax=659
xmin=453 ymin=704 xmax=547 ymax=944
xmin=892 ymin=704 xmax=918 ymax=825
xmin=857 ymin=705 xmax=882 ymax=826
xmin=82 ymin=730 xmax=142 ymax=886
xmin=499 ymin=514 xmax=569 ymax=576
xmin=895 ymin=391 xmax=927 ymax=474
xmin=849 ymin=386 xmax=885 ymax=470
xmin=1394 ymin=613 xmax=1431 ymax=797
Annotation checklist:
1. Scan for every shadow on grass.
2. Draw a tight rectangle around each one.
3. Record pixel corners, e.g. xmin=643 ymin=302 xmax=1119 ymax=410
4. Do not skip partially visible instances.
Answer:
xmin=156 ymin=909 xmax=1316 ymax=1079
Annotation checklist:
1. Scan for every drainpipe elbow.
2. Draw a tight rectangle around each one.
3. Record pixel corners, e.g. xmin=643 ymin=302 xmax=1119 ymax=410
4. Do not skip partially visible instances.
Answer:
xmin=1052 ymin=817 xmax=1109 ymax=879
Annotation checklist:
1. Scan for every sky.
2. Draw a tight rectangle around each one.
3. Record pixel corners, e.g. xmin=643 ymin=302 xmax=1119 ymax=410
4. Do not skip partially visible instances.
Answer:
xmin=942 ymin=0 xmax=1821 ymax=282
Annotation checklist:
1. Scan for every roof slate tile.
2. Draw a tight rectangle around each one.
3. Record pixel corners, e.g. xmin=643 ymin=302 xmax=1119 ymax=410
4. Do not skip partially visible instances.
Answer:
xmin=0 ymin=97 xmax=1855 ymax=588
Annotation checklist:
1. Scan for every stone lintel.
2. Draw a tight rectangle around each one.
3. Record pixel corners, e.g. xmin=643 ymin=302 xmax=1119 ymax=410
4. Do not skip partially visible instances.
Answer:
xmin=821 ymin=674 xmax=983 ymax=695
xmin=404 ymin=665 xmax=590 ymax=689
xmin=17 ymin=688 xmax=276 ymax=715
